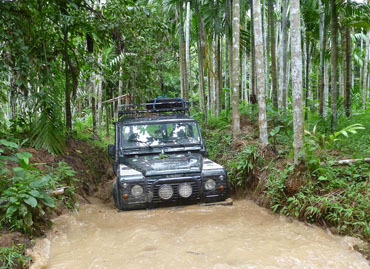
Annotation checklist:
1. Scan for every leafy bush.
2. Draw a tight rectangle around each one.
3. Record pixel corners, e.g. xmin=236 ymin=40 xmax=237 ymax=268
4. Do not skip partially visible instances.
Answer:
xmin=0 ymin=244 xmax=30 ymax=269
xmin=0 ymin=139 xmax=79 ymax=235
xmin=226 ymin=145 xmax=262 ymax=190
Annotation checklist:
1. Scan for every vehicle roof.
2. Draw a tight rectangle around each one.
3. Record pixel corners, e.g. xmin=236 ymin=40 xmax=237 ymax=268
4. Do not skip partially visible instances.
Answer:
xmin=120 ymin=113 xmax=197 ymax=124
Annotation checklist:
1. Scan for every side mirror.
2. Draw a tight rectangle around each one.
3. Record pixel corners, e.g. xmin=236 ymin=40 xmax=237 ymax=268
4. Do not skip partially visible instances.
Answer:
xmin=108 ymin=144 xmax=115 ymax=158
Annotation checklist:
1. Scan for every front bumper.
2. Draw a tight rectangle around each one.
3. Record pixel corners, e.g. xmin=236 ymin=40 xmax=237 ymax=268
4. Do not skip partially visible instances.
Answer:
xmin=115 ymin=179 xmax=228 ymax=211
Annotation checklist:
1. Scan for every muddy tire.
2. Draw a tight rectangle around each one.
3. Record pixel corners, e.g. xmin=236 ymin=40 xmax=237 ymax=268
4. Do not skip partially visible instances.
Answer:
xmin=113 ymin=182 xmax=119 ymax=209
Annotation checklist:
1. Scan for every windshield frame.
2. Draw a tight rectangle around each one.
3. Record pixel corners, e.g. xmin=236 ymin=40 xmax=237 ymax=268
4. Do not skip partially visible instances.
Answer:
xmin=119 ymin=119 xmax=202 ymax=151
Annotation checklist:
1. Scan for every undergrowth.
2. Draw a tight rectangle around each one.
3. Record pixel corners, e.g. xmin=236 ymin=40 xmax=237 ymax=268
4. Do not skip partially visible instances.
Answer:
xmin=203 ymin=104 xmax=370 ymax=242
xmin=0 ymin=139 xmax=79 ymax=236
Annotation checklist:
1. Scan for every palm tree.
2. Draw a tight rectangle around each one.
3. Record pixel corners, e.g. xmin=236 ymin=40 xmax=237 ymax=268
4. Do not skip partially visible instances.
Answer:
xmin=268 ymin=0 xmax=278 ymax=108
xmin=278 ymin=0 xmax=288 ymax=110
xmin=330 ymin=0 xmax=339 ymax=130
xmin=362 ymin=32 xmax=369 ymax=109
xmin=290 ymin=0 xmax=305 ymax=164
xmin=232 ymin=0 xmax=241 ymax=138
xmin=318 ymin=0 xmax=327 ymax=116
xmin=253 ymin=0 xmax=269 ymax=146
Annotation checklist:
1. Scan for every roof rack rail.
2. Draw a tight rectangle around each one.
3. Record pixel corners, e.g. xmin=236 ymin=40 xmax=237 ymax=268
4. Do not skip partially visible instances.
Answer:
xmin=118 ymin=98 xmax=189 ymax=118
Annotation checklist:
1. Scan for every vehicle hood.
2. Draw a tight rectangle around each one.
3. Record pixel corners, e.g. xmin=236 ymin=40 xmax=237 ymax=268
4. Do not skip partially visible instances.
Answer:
xmin=124 ymin=153 xmax=202 ymax=176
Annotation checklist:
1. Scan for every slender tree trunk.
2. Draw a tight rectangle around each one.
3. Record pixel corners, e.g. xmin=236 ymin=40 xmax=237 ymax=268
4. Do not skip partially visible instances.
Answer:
xmin=211 ymin=35 xmax=216 ymax=114
xmin=253 ymin=0 xmax=269 ymax=146
xmin=262 ymin=0 xmax=269 ymax=97
xmin=250 ymin=0 xmax=257 ymax=104
xmin=64 ymin=27 xmax=72 ymax=132
xmin=269 ymin=0 xmax=278 ymax=108
xmin=362 ymin=32 xmax=369 ymax=110
xmin=195 ymin=0 xmax=207 ymax=123
xmin=216 ymin=35 xmax=222 ymax=115
xmin=178 ymin=2 xmax=188 ymax=100
xmin=290 ymin=0 xmax=304 ymax=164
xmin=118 ymin=67 xmax=123 ymax=107
xmin=232 ymin=0 xmax=241 ymax=138
xmin=323 ymin=59 xmax=329 ymax=119
xmin=225 ymin=33 xmax=230 ymax=110
xmin=330 ymin=0 xmax=339 ymax=130
xmin=304 ymin=39 xmax=311 ymax=120
xmin=279 ymin=0 xmax=288 ymax=110
xmin=97 ymin=51 xmax=103 ymax=130
xmin=345 ymin=4 xmax=351 ymax=117
xmin=340 ymin=15 xmax=346 ymax=104
xmin=319 ymin=0 xmax=327 ymax=116
xmin=185 ymin=0 xmax=191 ymax=100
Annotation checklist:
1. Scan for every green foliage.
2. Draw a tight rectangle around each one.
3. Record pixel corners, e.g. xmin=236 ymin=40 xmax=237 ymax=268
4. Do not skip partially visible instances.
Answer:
xmin=263 ymin=159 xmax=370 ymax=240
xmin=0 ymin=244 xmax=30 ymax=269
xmin=0 ymin=139 xmax=79 ymax=235
xmin=305 ymin=123 xmax=365 ymax=149
xmin=226 ymin=145 xmax=262 ymax=190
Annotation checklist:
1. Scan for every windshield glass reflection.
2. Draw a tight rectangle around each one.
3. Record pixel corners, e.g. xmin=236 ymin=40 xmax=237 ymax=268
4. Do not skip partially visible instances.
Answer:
xmin=121 ymin=122 xmax=200 ymax=148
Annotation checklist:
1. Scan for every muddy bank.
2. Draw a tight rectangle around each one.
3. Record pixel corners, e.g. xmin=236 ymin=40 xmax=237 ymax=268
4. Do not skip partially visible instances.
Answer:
xmin=33 ymin=199 xmax=369 ymax=268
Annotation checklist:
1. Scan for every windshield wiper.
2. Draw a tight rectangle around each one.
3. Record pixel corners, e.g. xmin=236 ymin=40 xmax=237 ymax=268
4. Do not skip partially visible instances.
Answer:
xmin=128 ymin=139 xmax=153 ymax=149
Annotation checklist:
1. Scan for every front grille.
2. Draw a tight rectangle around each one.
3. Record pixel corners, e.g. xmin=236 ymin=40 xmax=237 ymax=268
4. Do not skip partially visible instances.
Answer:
xmin=150 ymin=180 xmax=200 ymax=203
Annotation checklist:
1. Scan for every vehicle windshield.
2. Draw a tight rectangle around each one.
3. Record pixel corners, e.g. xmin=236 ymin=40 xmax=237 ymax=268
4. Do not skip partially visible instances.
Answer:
xmin=121 ymin=121 xmax=201 ymax=149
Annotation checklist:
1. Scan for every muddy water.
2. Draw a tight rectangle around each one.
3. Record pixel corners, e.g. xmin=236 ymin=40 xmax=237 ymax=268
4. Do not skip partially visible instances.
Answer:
xmin=45 ymin=200 xmax=369 ymax=268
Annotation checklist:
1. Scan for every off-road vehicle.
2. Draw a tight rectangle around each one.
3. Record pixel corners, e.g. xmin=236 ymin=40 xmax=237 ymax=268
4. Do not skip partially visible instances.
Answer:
xmin=108 ymin=98 xmax=229 ymax=210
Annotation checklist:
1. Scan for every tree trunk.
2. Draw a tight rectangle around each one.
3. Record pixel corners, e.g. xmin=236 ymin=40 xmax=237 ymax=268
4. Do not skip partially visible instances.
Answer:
xmin=118 ymin=67 xmax=123 ymax=108
xmin=253 ymin=0 xmax=269 ymax=146
xmin=290 ymin=0 xmax=305 ymax=164
xmin=362 ymin=32 xmax=369 ymax=110
xmin=216 ymin=35 xmax=222 ymax=115
xmin=345 ymin=8 xmax=351 ymax=117
xmin=225 ymin=33 xmax=230 ymax=110
xmin=97 ymin=51 xmax=103 ymax=130
xmin=64 ymin=27 xmax=72 ymax=132
xmin=323 ymin=59 xmax=329 ymax=119
xmin=178 ymin=1 xmax=188 ymax=100
xmin=185 ymin=0 xmax=191 ymax=101
xmin=330 ymin=0 xmax=339 ymax=130
xmin=278 ymin=0 xmax=288 ymax=110
xmin=195 ymin=0 xmax=207 ymax=123
xmin=319 ymin=0 xmax=327 ymax=116
xmin=211 ymin=34 xmax=216 ymax=114
xmin=250 ymin=0 xmax=257 ymax=105
xmin=231 ymin=0 xmax=241 ymax=138
xmin=262 ymin=0 xmax=269 ymax=97
xmin=269 ymin=0 xmax=278 ymax=108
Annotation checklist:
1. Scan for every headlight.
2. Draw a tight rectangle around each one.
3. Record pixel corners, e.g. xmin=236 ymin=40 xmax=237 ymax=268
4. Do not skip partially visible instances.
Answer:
xmin=179 ymin=183 xmax=192 ymax=198
xmin=131 ymin=185 xmax=143 ymax=197
xmin=204 ymin=179 xmax=216 ymax=191
xmin=158 ymin=184 xmax=173 ymax=200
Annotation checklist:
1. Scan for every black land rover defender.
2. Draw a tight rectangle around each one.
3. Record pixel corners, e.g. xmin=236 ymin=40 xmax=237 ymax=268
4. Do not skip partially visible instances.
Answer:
xmin=108 ymin=98 xmax=229 ymax=210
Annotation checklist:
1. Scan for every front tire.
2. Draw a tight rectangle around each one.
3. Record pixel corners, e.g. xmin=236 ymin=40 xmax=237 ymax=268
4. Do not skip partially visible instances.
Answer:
xmin=113 ymin=182 xmax=119 ymax=209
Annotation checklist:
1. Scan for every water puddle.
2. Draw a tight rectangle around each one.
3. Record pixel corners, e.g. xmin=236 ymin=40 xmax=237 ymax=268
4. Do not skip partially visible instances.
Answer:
xmin=42 ymin=200 xmax=368 ymax=268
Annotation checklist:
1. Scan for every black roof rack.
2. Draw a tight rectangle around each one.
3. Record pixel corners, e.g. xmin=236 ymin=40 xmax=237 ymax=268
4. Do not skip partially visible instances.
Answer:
xmin=118 ymin=98 xmax=189 ymax=118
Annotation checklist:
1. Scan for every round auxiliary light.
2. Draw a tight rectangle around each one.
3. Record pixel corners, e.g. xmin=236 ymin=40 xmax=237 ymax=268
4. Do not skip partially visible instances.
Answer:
xmin=158 ymin=184 xmax=173 ymax=200
xmin=131 ymin=185 xmax=143 ymax=197
xmin=179 ymin=183 xmax=192 ymax=198
xmin=205 ymin=179 xmax=216 ymax=191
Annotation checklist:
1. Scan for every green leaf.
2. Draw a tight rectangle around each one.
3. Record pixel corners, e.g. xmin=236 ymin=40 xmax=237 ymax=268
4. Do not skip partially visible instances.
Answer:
xmin=6 ymin=206 xmax=17 ymax=216
xmin=16 ymin=152 xmax=33 ymax=165
xmin=29 ymin=175 xmax=51 ymax=188
xmin=13 ymin=167 xmax=24 ymax=172
xmin=0 ymin=139 xmax=18 ymax=149
xmin=30 ymin=190 xmax=41 ymax=198
xmin=24 ymin=196 xmax=38 ymax=208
